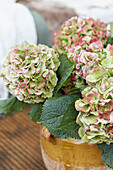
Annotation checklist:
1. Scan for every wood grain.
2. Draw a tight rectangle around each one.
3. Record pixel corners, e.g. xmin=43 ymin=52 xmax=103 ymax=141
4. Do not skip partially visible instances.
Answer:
xmin=0 ymin=107 xmax=46 ymax=170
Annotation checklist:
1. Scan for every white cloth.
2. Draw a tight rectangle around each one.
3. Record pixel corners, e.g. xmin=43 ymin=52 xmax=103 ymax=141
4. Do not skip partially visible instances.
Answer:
xmin=88 ymin=6 xmax=113 ymax=24
xmin=0 ymin=1 xmax=37 ymax=99
xmin=44 ymin=0 xmax=113 ymax=23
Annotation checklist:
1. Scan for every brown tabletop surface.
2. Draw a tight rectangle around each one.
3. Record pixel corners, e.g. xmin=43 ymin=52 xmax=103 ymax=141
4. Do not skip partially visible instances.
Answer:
xmin=0 ymin=107 xmax=47 ymax=170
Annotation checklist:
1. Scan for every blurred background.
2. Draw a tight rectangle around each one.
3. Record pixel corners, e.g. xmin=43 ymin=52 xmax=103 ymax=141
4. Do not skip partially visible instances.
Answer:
xmin=0 ymin=0 xmax=113 ymax=99
xmin=18 ymin=0 xmax=113 ymax=23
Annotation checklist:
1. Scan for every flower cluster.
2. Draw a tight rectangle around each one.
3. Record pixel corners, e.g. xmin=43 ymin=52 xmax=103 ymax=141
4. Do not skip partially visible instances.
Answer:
xmin=54 ymin=17 xmax=107 ymax=55
xmin=1 ymin=16 xmax=113 ymax=147
xmin=54 ymin=17 xmax=107 ymax=94
xmin=75 ymin=44 xmax=113 ymax=144
xmin=75 ymin=83 xmax=113 ymax=144
xmin=1 ymin=42 xmax=60 ymax=103
xmin=61 ymin=42 xmax=109 ymax=93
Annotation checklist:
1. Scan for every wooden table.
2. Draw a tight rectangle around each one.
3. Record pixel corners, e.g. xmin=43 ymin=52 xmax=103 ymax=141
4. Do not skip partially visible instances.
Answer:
xmin=0 ymin=107 xmax=47 ymax=170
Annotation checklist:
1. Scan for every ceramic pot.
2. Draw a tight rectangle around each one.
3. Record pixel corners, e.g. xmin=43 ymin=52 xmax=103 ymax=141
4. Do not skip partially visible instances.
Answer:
xmin=40 ymin=126 xmax=110 ymax=170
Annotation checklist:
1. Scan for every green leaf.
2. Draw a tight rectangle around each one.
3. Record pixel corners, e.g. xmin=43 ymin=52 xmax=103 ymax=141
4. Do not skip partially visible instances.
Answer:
xmin=97 ymin=143 xmax=113 ymax=168
xmin=40 ymin=93 xmax=81 ymax=139
xmin=55 ymin=101 xmax=81 ymax=139
xmin=13 ymin=100 xmax=26 ymax=112
xmin=67 ymin=85 xmax=88 ymax=94
xmin=55 ymin=54 xmax=74 ymax=92
xmin=0 ymin=113 xmax=7 ymax=119
xmin=28 ymin=103 xmax=43 ymax=122
xmin=110 ymin=22 xmax=113 ymax=38
xmin=106 ymin=37 xmax=113 ymax=46
xmin=53 ymin=90 xmax=62 ymax=97
xmin=0 ymin=96 xmax=26 ymax=114
xmin=0 ymin=96 xmax=16 ymax=114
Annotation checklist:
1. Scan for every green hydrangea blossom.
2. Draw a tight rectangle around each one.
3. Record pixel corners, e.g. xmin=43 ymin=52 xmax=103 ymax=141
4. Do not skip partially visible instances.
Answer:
xmin=75 ymin=81 xmax=113 ymax=144
xmin=1 ymin=42 xmax=60 ymax=103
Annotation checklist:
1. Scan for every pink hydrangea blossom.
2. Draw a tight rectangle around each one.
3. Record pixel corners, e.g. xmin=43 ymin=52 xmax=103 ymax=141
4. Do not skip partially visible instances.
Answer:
xmin=61 ymin=42 xmax=110 ymax=93
xmin=53 ymin=17 xmax=107 ymax=55
xmin=1 ymin=42 xmax=60 ymax=103
xmin=75 ymin=77 xmax=113 ymax=144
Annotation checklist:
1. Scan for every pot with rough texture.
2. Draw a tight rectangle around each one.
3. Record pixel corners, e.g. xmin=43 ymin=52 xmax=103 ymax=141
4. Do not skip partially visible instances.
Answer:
xmin=40 ymin=126 xmax=110 ymax=170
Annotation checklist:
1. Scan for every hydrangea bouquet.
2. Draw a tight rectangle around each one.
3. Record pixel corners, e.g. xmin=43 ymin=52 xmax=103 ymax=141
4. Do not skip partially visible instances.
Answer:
xmin=1 ymin=17 xmax=113 ymax=168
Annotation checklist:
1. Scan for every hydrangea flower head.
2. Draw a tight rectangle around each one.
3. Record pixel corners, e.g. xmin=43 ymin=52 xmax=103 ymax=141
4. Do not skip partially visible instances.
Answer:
xmin=54 ymin=17 xmax=107 ymax=55
xmin=1 ymin=42 xmax=60 ymax=103
xmin=75 ymin=80 xmax=113 ymax=144
xmin=61 ymin=42 xmax=110 ymax=94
